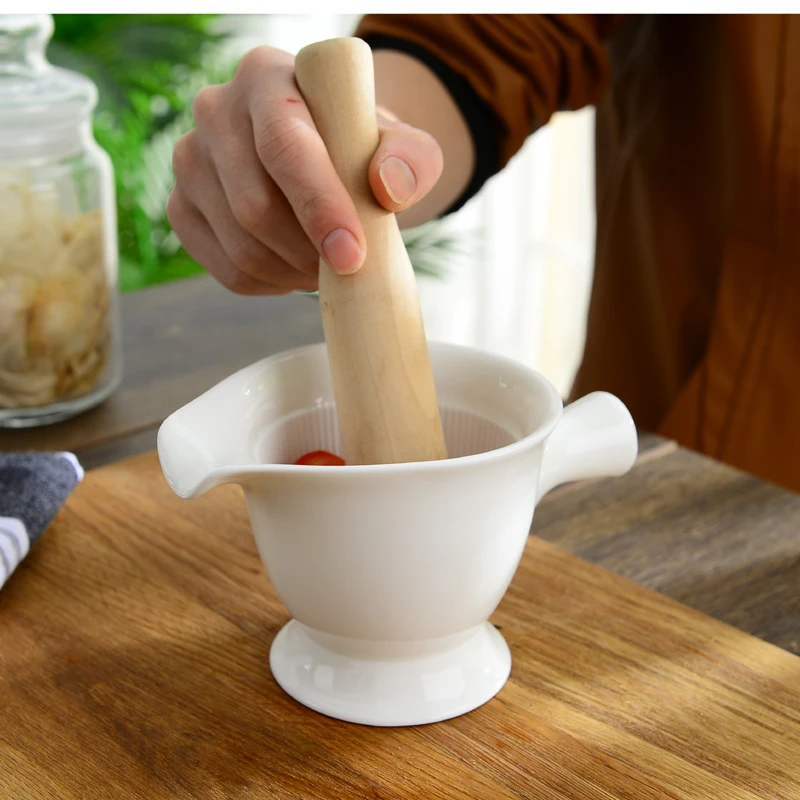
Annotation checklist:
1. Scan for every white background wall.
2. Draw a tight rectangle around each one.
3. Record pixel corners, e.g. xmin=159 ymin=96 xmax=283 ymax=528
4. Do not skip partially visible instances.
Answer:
xmin=216 ymin=14 xmax=596 ymax=398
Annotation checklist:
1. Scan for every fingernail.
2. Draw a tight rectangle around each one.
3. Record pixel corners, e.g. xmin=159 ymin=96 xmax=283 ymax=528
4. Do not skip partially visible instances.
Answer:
xmin=322 ymin=228 xmax=364 ymax=275
xmin=379 ymin=156 xmax=416 ymax=205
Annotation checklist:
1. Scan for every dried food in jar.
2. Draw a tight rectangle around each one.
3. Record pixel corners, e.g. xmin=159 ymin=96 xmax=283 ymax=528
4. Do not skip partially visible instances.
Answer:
xmin=0 ymin=181 xmax=110 ymax=409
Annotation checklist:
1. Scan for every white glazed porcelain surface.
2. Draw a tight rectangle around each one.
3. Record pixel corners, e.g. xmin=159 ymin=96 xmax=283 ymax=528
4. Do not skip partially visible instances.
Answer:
xmin=158 ymin=341 xmax=638 ymax=726
xmin=270 ymin=620 xmax=511 ymax=727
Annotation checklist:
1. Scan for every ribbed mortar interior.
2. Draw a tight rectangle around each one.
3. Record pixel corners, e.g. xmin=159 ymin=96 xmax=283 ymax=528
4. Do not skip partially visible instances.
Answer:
xmin=257 ymin=405 xmax=517 ymax=465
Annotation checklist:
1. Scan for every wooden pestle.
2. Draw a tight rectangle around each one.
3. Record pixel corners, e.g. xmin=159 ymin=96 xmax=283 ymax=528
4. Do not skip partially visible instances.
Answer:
xmin=294 ymin=37 xmax=447 ymax=465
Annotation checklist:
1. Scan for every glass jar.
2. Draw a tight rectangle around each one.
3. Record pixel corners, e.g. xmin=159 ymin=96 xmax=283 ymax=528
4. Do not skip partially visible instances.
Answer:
xmin=0 ymin=14 xmax=121 ymax=428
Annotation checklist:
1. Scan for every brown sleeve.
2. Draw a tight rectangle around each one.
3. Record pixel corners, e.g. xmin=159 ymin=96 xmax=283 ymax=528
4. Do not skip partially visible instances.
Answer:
xmin=356 ymin=14 xmax=620 ymax=172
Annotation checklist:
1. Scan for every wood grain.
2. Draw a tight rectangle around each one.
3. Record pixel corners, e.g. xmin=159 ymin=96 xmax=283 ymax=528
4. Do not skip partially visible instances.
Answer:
xmin=295 ymin=38 xmax=447 ymax=465
xmin=535 ymin=445 xmax=800 ymax=654
xmin=0 ymin=276 xmax=324 ymax=458
xmin=1 ymin=451 xmax=798 ymax=799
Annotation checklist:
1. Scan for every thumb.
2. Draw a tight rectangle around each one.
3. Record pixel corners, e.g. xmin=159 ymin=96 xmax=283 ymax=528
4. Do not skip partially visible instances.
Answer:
xmin=369 ymin=110 xmax=443 ymax=213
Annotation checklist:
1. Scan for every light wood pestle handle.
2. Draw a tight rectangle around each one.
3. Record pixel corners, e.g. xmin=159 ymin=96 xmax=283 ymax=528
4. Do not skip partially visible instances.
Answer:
xmin=294 ymin=37 xmax=447 ymax=466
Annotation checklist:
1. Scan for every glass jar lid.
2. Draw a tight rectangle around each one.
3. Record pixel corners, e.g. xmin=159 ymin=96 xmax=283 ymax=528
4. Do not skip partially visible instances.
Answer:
xmin=0 ymin=15 xmax=97 ymax=160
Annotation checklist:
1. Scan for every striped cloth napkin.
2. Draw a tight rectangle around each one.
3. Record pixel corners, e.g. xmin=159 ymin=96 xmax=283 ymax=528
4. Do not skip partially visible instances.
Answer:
xmin=0 ymin=452 xmax=83 ymax=590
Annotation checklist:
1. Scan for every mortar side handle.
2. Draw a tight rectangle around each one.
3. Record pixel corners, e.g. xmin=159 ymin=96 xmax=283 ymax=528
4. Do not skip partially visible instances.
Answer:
xmin=536 ymin=392 xmax=638 ymax=502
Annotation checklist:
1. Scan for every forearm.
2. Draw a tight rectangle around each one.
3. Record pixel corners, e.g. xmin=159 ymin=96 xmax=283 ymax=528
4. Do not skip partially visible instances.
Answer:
xmin=373 ymin=50 xmax=475 ymax=227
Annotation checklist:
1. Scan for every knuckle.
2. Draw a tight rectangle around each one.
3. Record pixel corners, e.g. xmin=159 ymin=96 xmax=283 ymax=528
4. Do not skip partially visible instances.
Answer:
xmin=293 ymin=185 xmax=330 ymax=235
xmin=191 ymin=85 xmax=222 ymax=126
xmin=227 ymin=237 xmax=261 ymax=273
xmin=171 ymin=133 xmax=196 ymax=177
xmin=236 ymin=46 xmax=273 ymax=78
xmin=255 ymin=116 xmax=307 ymax=170
xmin=230 ymin=188 xmax=270 ymax=234
xmin=236 ymin=46 xmax=292 ymax=81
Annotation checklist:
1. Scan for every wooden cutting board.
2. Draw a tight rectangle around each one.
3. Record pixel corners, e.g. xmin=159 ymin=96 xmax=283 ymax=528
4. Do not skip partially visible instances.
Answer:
xmin=1 ymin=451 xmax=799 ymax=799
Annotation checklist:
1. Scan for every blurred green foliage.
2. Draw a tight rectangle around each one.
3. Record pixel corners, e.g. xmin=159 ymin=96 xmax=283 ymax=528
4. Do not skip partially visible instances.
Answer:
xmin=49 ymin=14 xmax=231 ymax=292
xmin=48 ymin=14 xmax=456 ymax=293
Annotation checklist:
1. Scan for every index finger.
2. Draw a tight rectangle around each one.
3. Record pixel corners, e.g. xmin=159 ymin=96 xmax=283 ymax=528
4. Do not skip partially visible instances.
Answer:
xmin=246 ymin=60 xmax=366 ymax=276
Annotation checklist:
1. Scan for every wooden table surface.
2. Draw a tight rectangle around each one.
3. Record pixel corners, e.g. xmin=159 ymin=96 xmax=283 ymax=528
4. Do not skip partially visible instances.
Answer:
xmin=2 ymin=451 xmax=799 ymax=799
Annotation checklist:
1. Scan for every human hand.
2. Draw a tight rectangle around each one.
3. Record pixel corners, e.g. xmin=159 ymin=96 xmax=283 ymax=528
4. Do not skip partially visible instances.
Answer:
xmin=167 ymin=46 xmax=444 ymax=295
